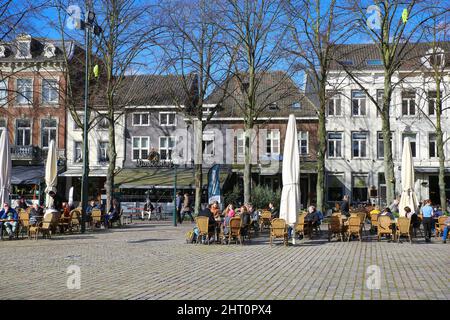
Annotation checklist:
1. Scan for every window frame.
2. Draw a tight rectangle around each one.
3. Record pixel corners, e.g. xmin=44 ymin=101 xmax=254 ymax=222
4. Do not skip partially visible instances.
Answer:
xmin=41 ymin=79 xmax=59 ymax=105
xmin=131 ymin=136 xmax=150 ymax=161
xmin=16 ymin=78 xmax=33 ymax=105
xmin=428 ymin=133 xmax=437 ymax=158
xmin=351 ymin=90 xmax=366 ymax=117
xmin=351 ymin=131 xmax=368 ymax=159
xmin=402 ymin=132 xmax=417 ymax=158
xmin=15 ymin=118 xmax=32 ymax=146
xmin=132 ymin=112 xmax=150 ymax=126
xmin=266 ymin=130 xmax=280 ymax=156
xmin=202 ymin=131 xmax=215 ymax=156
xmin=327 ymin=92 xmax=342 ymax=116
xmin=0 ymin=79 xmax=7 ymax=106
xmin=159 ymin=112 xmax=176 ymax=127
xmin=327 ymin=132 xmax=343 ymax=159
xmin=74 ymin=141 xmax=83 ymax=164
xmin=401 ymin=91 xmax=416 ymax=116
xmin=40 ymin=118 xmax=58 ymax=149
xmin=298 ymin=131 xmax=309 ymax=155
xmin=236 ymin=131 xmax=245 ymax=157
xmin=159 ymin=136 xmax=175 ymax=161
xmin=98 ymin=141 xmax=110 ymax=163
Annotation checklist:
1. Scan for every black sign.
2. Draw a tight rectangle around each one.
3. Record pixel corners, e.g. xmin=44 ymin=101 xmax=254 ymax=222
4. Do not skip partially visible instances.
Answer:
xmin=136 ymin=151 xmax=174 ymax=168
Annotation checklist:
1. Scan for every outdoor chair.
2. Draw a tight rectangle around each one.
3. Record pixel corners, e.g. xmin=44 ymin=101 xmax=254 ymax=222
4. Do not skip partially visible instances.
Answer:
xmin=377 ymin=216 xmax=394 ymax=241
xmin=269 ymin=218 xmax=288 ymax=246
xmin=370 ymin=214 xmax=379 ymax=233
xmin=328 ymin=215 xmax=344 ymax=242
xmin=347 ymin=216 xmax=362 ymax=242
xmin=228 ymin=217 xmax=242 ymax=245
xmin=357 ymin=212 xmax=367 ymax=233
xmin=396 ymin=217 xmax=412 ymax=244
xmin=195 ymin=216 xmax=213 ymax=245
xmin=259 ymin=210 xmax=272 ymax=232
xmin=29 ymin=213 xmax=53 ymax=240
xmin=58 ymin=214 xmax=70 ymax=234
xmin=435 ymin=216 xmax=448 ymax=238
xmin=18 ymin=211 xmax=30 ymax=239
xmin=294 ymin=213 xmax=306 ymax=239
xmin=68 ymin=209 xmax=81 ymax=233
xmin=91 ymin=209 xmax=103 ymax=230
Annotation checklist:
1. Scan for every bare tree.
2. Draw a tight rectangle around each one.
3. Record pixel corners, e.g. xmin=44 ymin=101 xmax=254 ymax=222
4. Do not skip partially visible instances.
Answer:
xmin=219 ymin=0 xmax=289 ymax=204
xmin=157 ymin=0 xmax=234 ymax=215
xmin=283 ymin=0 xmax=353 ymax=213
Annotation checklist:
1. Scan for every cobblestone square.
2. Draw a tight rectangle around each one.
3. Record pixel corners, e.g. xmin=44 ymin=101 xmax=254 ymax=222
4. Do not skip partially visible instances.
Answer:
xmin=1 ymin=221 xmax=448 ymax=300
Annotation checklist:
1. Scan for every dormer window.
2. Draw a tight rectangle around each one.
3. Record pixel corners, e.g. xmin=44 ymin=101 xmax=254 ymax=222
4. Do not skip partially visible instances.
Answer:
xmin=291 ymin=102 xmax=301 ymax=109
xmin=422 ymin=47 xmax=445 ymax=69
xmin=43 ymin=43 xmax=56 ymax=58
xmin=15 ymin=34 xmax=32 ymax=59
xmin=268 ymin=103 xmax=279 ymax=111
xmin=367 ymin=59 xmax=382 ymax=66
xmin=340 ymin=60 xmax=354 ymax=66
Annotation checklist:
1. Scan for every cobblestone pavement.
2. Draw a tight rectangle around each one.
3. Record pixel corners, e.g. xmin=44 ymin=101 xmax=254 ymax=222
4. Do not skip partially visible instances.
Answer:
xmin=0 ymin=220 xmax=448 ymax=300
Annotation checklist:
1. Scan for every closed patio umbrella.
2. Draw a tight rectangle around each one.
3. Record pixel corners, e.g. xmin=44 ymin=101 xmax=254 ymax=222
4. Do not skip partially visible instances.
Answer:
xmin=279 ymin=114 xmax=300 ymax=244
xmin=0 ymin=130 xmax=12 ymax=206
xmin=45 ymin=139 xmax=58 ymax=208
xmin=399 ymin=137 xmax=419 ymax=217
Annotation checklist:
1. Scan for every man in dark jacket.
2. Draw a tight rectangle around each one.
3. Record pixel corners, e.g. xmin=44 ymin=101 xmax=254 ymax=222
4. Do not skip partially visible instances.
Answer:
xmin=198 ymin=204 xmax=215 ymax=233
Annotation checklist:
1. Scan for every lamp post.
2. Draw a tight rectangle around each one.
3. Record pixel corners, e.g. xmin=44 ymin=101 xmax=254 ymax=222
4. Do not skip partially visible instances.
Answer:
xmin=80 ymin=8 xmax=101 ymax=233
xmin=173 ymin=163 xmax=178 ymax=227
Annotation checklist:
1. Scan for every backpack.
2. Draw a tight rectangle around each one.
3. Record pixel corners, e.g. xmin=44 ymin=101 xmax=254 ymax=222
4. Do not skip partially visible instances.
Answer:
xmin=185 ymin=227 xmax=199 ymax=244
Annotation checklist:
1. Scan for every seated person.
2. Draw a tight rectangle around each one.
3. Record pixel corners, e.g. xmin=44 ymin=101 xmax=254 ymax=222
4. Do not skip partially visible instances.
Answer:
xmin=104 ymin=200 xmax=120 ymax=228
xmin=85 ymin=200 xmax=100 ymax=222
xmin=441 ymin=216 xmax=450 ymax=244
xmin=246 ymin=203 xmax=259 ymax=231
xmin=0 ymin=203 xmax=19 ymax=240
xmin=61 ymin=202 xmax=71 ymax=218
xmin=141 ymin=199 xmax=154 ymax=220
xmin=379 ymin=207 xmax=394 ymax=220
xmin=239 ymin=206 xmax=251 ymax=237
xmin=29 ymin=203 xmax=44 ymax=226
xmin=369 ymin=205 xmax=381 ymax=218
xmin=210 ymin=201 xmax=221 ymax=220
xmin=305 ymin=205 xmax=321 ymax=228
xmin=268 ymin=202 xmax=279 ymax=219
xmin=17 ymin=197 xmax=28 ymax=210
xmin=198 ymin=204 xmax=216 ymax=235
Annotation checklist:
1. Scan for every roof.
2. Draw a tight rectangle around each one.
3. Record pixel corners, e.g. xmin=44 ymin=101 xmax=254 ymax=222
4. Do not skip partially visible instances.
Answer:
xmin=206 ymin=71 xmax=317 ymax=118
xmin=330 ymin=42 xmax=450 ymax=71
xmin=116 ymin=74 xmax=197 ymax=106
xmin=0 ymin=35 xmax=78 ymax=63
xmin=114 ymin=167 xmax=230 ymax=189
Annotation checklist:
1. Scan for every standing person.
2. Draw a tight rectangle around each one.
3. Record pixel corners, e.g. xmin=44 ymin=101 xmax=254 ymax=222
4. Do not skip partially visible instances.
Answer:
xmin=389 ymin=199 xmax=400 ymax=214
xmin=176 ymin=192 xmax=183 ymax=224
xmin=47 ymin=191 xmax=62 ymax=211
xmin=268 ymin=202 xmax=279 ymax=219
xmin=0 ymin=203 xmax=18 ymax=240
xmin=341 ymin=195 xmax=350 ymax=217
xmin=181 ymin=193 xmax=194 ymax=223
xmin=141 ymin=199 xmax=154 ymax=221
xmin=421 ymin=199 xmax=434 ymax=243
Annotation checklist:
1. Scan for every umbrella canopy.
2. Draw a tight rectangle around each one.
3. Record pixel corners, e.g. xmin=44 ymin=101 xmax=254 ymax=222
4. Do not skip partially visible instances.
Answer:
xmin=45 ymin=140 xmax=58 ymax=208
xmin=279 ymin=114 xmax=300 ymax=228
xmin=0 ymin=130 xmax=12 ymax=206
xmin=399 ymin=137 xmax=419 ymax=217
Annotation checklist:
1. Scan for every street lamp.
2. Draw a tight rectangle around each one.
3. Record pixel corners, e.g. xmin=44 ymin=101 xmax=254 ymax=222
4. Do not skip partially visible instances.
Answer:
xmin=172 ymin=162 xmax=178 ymax=227
xmin=80 ymin=8 xmax=101 ymax=233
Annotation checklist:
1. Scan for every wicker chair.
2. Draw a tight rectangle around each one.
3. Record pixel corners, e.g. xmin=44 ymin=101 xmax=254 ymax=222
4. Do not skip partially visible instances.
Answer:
xmin=347 ymin=216 xmax=362 ymax=242
xmin=28 ymin=213 xmax=53 ymax=240
xmin=69 ymin=209 xmax=81 ymax=233
xmin=377 ymin=216 xmax=393 ymax=241
xmin=294 ymin=213 xmax=306 ymax=239
xmin=396 ymin=217 xmax=411 ymax=243
xmin=270 ymin=218 xmax=288 ymax=246
xmin=18 ymin=211 xmax=30 ymax=239
xmin=228 ymin=217 xmax=242 ymax=245
xmin=195 ymin=216 xmax=213 ymax=245
xmin=357 ymin=212 xmax=367 ymax=233
xmin=370 ymin=214 xmax=379 ymax=233
xmin=91 ymin=209 xmax=103 ymax=230
xmin=435 ymin=216 xmax=448 ymax=238
xmin=328 ymin=216 xmax=344 ymax=241
xmin=259 ymin=210 xmax=272 ymax=232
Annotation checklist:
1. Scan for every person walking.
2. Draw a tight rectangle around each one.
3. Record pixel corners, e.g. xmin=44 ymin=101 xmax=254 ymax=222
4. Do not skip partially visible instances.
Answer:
xmin=175 ymin=192 xmax=183 ymax=224
xmin=421 ymin=199 xmax=434 ymax=243
xmin=181 ymin=193 xmax=194 ymax=223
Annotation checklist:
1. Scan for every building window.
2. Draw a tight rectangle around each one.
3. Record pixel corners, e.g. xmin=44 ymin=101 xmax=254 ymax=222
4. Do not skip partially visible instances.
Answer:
xmin=377 ymin=132 xmax=393 ymax=159
xmin=298 ymin=131 xmax=308 ymax=155
xmin=41 ymin=119 xmax=57 ymax=148
xmin=266 ymin=130 xmax=280 ymax=156
xmin=16 ymin=79 xmax=33 ymax=104
xmin=327 ymin=132 xmax=342 ymax=158
xmin=327 ymin=92 xmax=341 ymax=116
xmin=352 ymin=174 xmax=368 ymax=203
xmin=97 ymin=116 xmax=109 ymax=130
xmin=327 ymin=174 xmax=345 ymax=202
xmin=291 ymin=102 xmax=301 ymax=109
xmin=132 ymin=113 xmax=149 ymax=126
xmin=159 ymin=136 xmax=175 ymax=161
xmin=16 ymin=119 xmax=31 ymax=146
xmin=202 ymin=132 xmax=214 ymax=156
xmin=429 ymin=133 xmax=437 ymax=158
xmin=159 ymin=112 xmax=176 ymax=126
xmin=402 ymin=133 xmax=417 ymax=158
xmin=0 ymin=80 xmax=7 ymax=106
xmin=268 ymin=103 xmax=279 ymax=111
xmin=132 ymin=137 xmax=149 ymax=160
xmin=376 ymin=89 xmax=383 ymax=117
xmin=351 ymin=90 xmax=366 ymax=116
xmin=352 ymin=132 xmax=368 ymax=158
xmin=98 ymin=142 xmax=109 ymax=163
xmin=42 ymin=79 xmax=58 ymax=104
xmin=367 ymin=59 xmax=383 ymax=66
xmin=428 ymin=91 xmax=439 ymax=116
xmin=74 ymin=141 xmax=82 ymax=163
xmin=402 ymin=91 xmax=415 ymax=116
xmin=236 ymin=131 xmax=244 ymax=156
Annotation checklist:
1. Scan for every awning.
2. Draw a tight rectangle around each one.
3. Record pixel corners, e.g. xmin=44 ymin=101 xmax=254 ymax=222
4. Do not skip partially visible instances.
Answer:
xmin=115 ymin=167 xmax=230 ymax=189
xmin=232 ymin=161 xmax=317 ymax=175
xmin=414 ymin=167 xmax=450 ymax=174
xmin=60 ymin=168 xmax=108 ymax=177
xmin=12 ymin=166 xmax=45 ymax=185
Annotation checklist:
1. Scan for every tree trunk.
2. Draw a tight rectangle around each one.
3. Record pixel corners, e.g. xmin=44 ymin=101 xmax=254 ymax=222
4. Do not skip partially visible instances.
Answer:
xmin=316 ymin=91 xmax=327 ymax=213
xmin=106 ymin=114 xmax=117 ymax=213
xmin=244 ymin=125 xmax=252 ymax=204
xmin=435 ymin=83 xmax=447 ymax=211
xmin=382 ymin=80 xmax=395 ymax=206
xmin=194 ymin=119 xmax=203 ymax=215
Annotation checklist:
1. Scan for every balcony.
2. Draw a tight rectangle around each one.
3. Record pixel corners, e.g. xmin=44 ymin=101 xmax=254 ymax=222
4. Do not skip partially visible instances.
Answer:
xmin=11 ymin=145 xmax=65 ymax=164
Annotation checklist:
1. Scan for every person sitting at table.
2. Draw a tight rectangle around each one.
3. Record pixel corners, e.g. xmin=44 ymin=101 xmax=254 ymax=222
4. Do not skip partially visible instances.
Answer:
xmin=379 ymin=207 xmax=395 ymax=220
xmin=198 ymin=203 xmax=216 ymax=240
xmin=369 ymin=205 xmax=381 ymax=218
xmin=29 ymin=203 xmax=43 ymax=226
xmin=17 ymin=196 xmax=28 ymax=210
xmin=104 ymin=199 xmax=120 ymax=228
xmin=210 ymin=201 xmax=221 ymax=219
xmin=441 ymin=216 xmax=450 ymax=244
xmin=0 ymin=203 xmax=19 ymax=240
xmin=239 ymin=205 xmax=251 ymax=238
xmin=246 ymin=203 xmax=259 ymax=232
xmin=268 ymin=202 xmax=279 ymax=219
xmin=141 ymin=199 xmax=154 ymax=221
